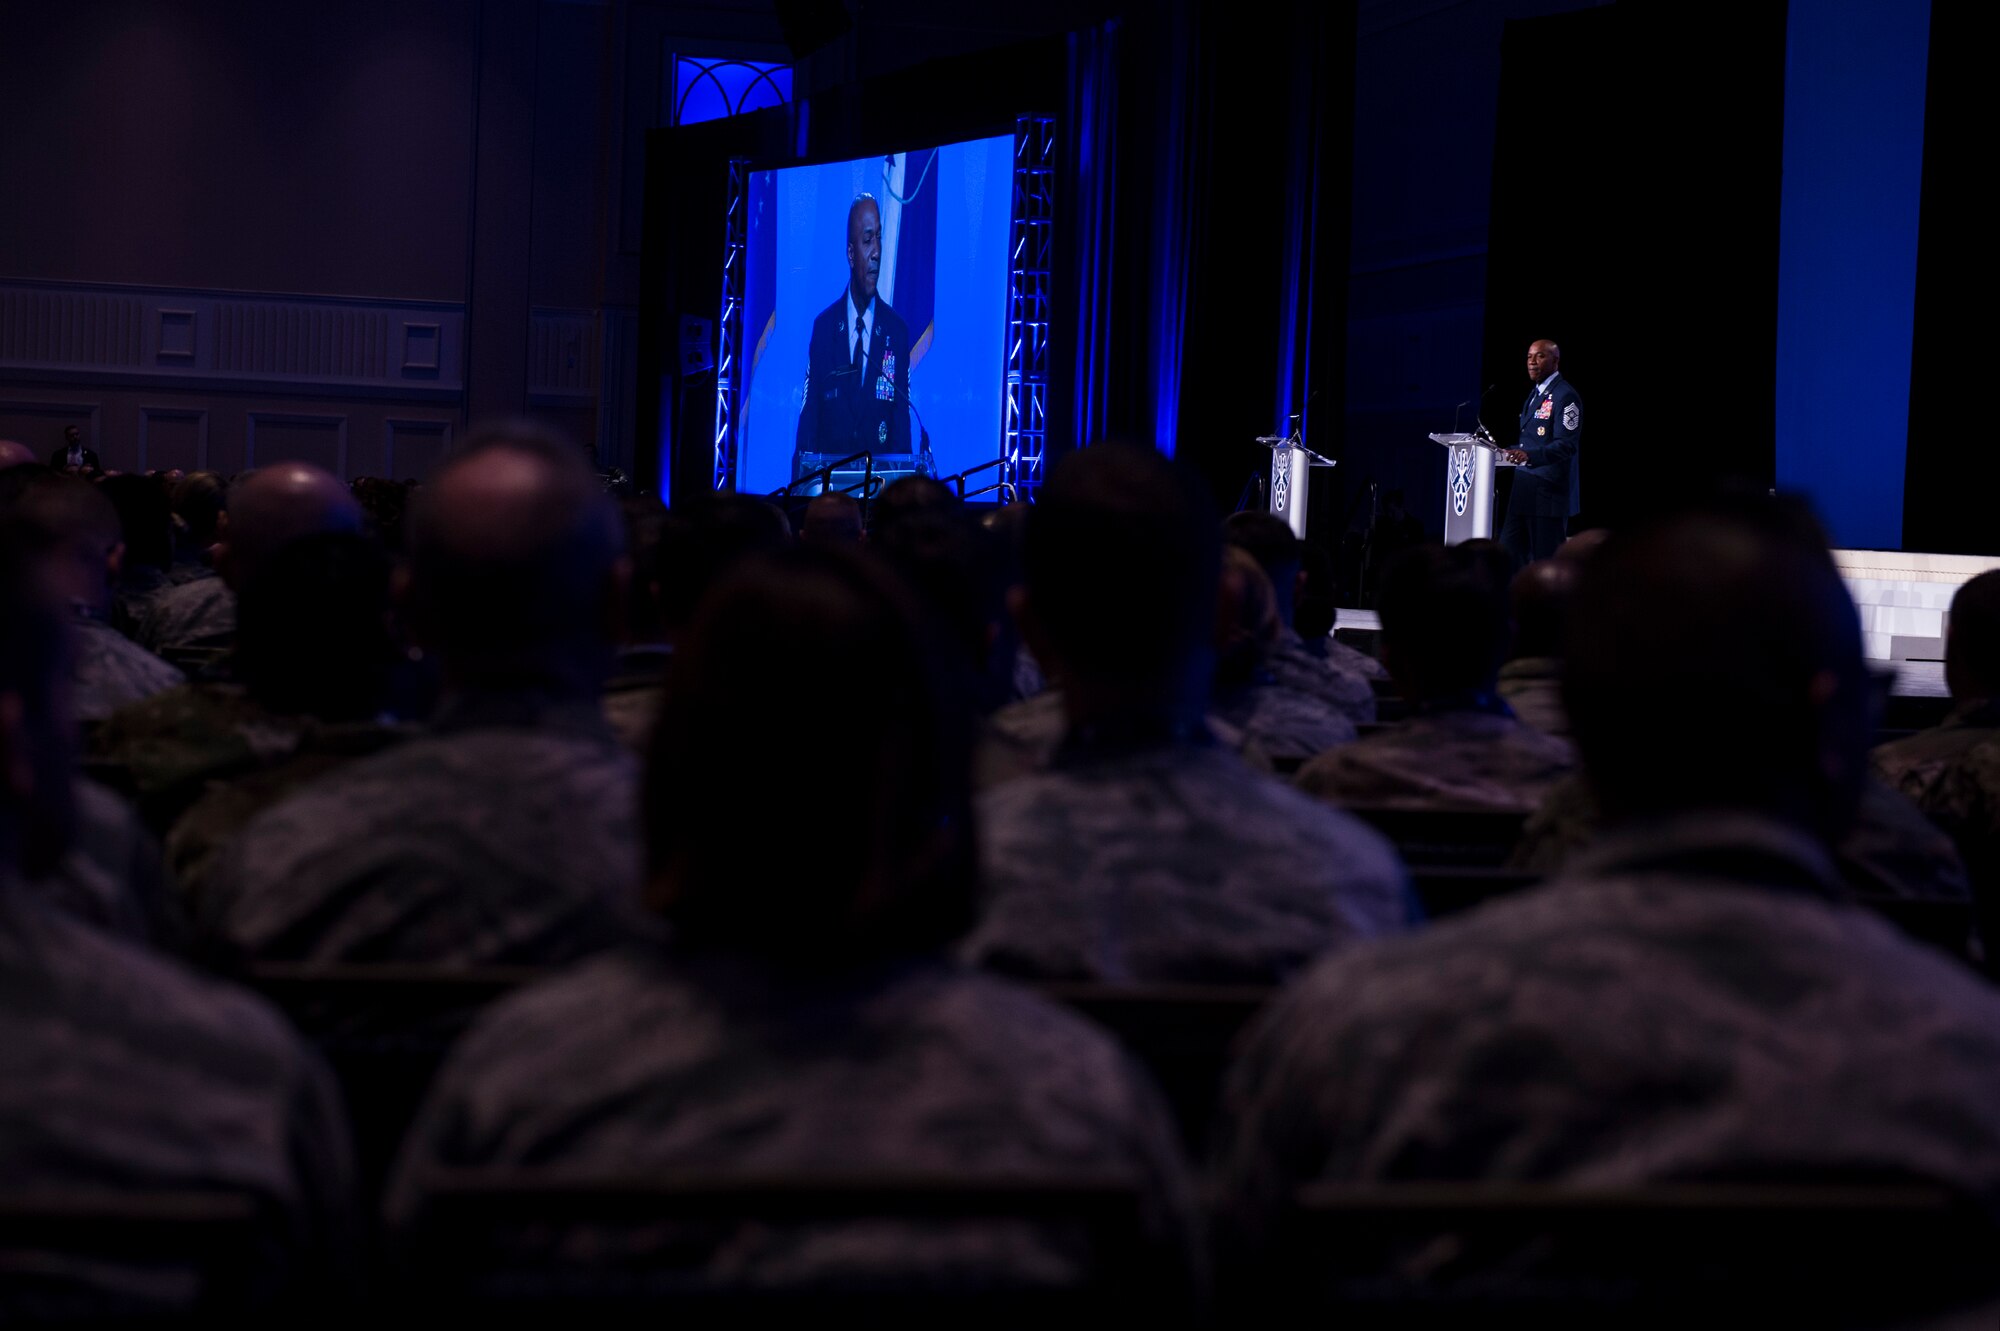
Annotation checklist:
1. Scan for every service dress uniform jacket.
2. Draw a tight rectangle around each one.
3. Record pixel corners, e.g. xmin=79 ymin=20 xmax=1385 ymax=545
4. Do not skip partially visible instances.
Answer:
xmin=792 ymin=289 xmax=913 ymax=477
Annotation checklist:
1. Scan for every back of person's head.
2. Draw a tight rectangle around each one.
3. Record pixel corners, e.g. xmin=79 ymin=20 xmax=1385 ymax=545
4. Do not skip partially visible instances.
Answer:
xmin=654 ymin=492 xmax=792 ymax=638
xmin=800 ymin=492 xmax=865 ymax=548
xmin=873 ymin=503 xmax=1009 ymax=710
xmin=1510 ymin=558 xmax=1582 ymax=660
xmin=1022 ymin=443 xmax=1220 ymax=694
xmin=869 ymin=475 xmax=956 ymax=540
xmin=1454 ymin=538 xmax=1517 ymax=599
xmin=171 ymin=470 xmax=228 ymax=550
xmin=0 ymin=472 xmax=123 ymax=605
xmin=1945 ymin=570 xmax=2000 ymax=703
xmin=235 ymin=532 xmax=398 ymax=722
xmin=0 ymin=439 xmax=35 ymax=470
xmin=1377 ymin=543 xmax=1511 ymax=702
xmin=1223 ymin=511 xmax=1303 ymax=623
xmin=646 ymin=547 xmax=976 ymax=965
xmin=1216 ymin=545 xmax=1281 ymax=689
xmin=97 ymin=473 xmax=174 ymax=573
xmin=218 ymin=462 xmax=363 ymax=589
xmin=407 ymin=420 xmax=626 ymax=692
xmin=350 ymin=476 xmax=413 ymax=554
xmin=0 ymin=541 xmax=76 ymax=877
xmin=619 ymin=495 xmax=668 ymax=645
xmin=1564 ymin=493 xmax=1870 ymax=836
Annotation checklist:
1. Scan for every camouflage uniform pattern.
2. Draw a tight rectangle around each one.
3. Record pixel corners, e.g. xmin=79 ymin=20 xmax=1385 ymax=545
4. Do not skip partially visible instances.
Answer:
xmin=1294 ymin=706 xmax=1575 ymax=813
xmin=1510 ymin=772 xmax=1972 ymax=902
xmin=1213 ymin=814 xmax=2000 ymax=1248
xmin=200 ymin=693 xmax=642 ymax=965
xmin=1267 ymin=630 xmax=1377 ymax=726
xmin=164 ymin=721 xmax=413 ymax=915
xmin=71 ymin=611 xmax=183 ymax=723
xmin=86 ymin=683 xmax=306 ymax=834
xmin=975 ymin=690 xmax=1073 ymax=788
xmin=0 ymin=875 xmax=354 ymax=1307
xmin=1870 ymin=702 xmax=2000 ymax=822
xmin=32 ymin=778 xmax=181 ymax=947
xmin=967 ymin=737 xmax=1413 ymax=983
xmin=136 ymin=574 xmax=235 ymax=655
xmin=1321 ymin=633 xmax=1388 ymax=682
xmin=386 ymin=945 xmax=1201 ymax=1290
xmin=1209 ymin=676 xmax=1358 ymax=773
xmin=1496 ymin=656 xmax=1570 ymax=738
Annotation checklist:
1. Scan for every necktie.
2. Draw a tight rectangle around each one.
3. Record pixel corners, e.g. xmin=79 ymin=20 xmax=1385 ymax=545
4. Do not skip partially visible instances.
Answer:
xmin=852 ymin=317 xmax=867 ymax=373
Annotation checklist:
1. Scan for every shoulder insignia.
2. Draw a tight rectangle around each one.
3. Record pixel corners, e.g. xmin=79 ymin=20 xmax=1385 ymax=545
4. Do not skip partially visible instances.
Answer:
xmin=1563 ymin=401 xmax=1580 ymax=431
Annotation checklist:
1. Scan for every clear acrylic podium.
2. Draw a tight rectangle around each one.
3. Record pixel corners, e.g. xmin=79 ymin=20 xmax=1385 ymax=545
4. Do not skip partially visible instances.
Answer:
xmin=1429 ymin=431 xmax=1518 ymax=544
xmin=1257 ymin=433 xmax=1337 ymax=539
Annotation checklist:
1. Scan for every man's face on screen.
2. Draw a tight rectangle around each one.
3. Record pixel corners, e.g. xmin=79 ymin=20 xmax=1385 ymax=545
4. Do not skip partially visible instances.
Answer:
xmin=848 ymin=201 xmax=881 ymax=305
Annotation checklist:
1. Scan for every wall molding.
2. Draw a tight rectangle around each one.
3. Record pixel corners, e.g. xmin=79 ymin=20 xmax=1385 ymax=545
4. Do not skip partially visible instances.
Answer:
xmin=0 ymin=278 xmax=465 ymax=400
xmin=246 ymin=410 xmax=350 ymax=475
xmin=138 ymin=405 xmax=210 ymax=471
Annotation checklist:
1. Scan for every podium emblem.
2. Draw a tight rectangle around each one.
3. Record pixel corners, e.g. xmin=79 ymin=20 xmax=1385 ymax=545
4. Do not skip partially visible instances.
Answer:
xmin=1450 ymin=446 xmax=1473 ymax=518
xmin=1272 ymin=450 xmax=1292 ymax=515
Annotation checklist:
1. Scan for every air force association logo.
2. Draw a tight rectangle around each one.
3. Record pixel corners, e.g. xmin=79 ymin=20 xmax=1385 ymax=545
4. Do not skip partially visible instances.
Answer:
xmin=1563 ymin=401 xmax=1580 ymax=432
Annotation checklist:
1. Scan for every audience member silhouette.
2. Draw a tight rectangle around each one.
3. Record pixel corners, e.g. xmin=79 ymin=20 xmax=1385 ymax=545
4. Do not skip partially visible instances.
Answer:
xmin=964 ymin=444 xmax=1410 ymax=984
xmin=0 ymin=470 xmax=182 ymax=721
xmin=0 ymin=545 xmax=356 ymax=1316
xmin=167 ymin=532 xmax=409 ymax=909
xmin=141 ymin=462 xmax=363 ymax=657
xmin=799 ymin=491 xmax=864 ymax=547
xmin=1217 ymin=496 xmax=2000 ymax=1299
xmin=200 ymin=423 xmax=641 ymax=966
xmin=1498 ymin=557 xmax=1580 ymax=738
xmin=1294 ymin=541 xmax=1573 ymax=812
xmin=387 ymin=545 xmax=1200 ymax=1291
xmin=98 ymin=473 xmax=177 ymax=637
xmin=1222 ymin=511 xmax=1376 ymax=725
xmin=1208 ymin=546 xmax=1358 ymax=770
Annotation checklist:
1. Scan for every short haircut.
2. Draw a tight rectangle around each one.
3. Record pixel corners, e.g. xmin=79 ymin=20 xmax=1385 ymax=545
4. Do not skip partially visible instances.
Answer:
xmin=1025 ymin=443 xmax=1220 ymax=686
xmin=1222 ymin=511 xmax=1302 ymax=580
xmin=800 ymin=492 xmax=864 ymax=547
xmin=407 ymin=420 xmax=625 ymax=682
xmin=98 ymin=474 xmax=175 ymax=570
xmin=1510 ymin=559 xmax=1582 ymax=660
xmin=1376 ymin=543 xmax=1511 ymax=699
xmin=654 ymin=492 xmax=793 ymax=632
xmin=872 ymin=504 xmax=1008 ymax=709
xmin=171 ymin=471 xmax=228 ymax=547
xmin=1947 ymin=570 xmax=2000 ymax=699
xmin=1563 ymin=493 xmax=1869 ymax=824
xmin=235 ymin=532 xmax=397 ymax=721
xmin=1217 ymin=544 xmax=1280 ymax=687
xmin=646 ymin=547 xmax=976 ymax=962
xmin=0 ymin=472 xmax=120 ymax=556
xmin=847 ymin=193 xmax=879 ymax=234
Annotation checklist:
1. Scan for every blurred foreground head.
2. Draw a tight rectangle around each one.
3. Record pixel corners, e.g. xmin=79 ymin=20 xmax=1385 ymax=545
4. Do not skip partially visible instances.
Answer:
xmin=1563 ymin=494 xmax=1870 ymax=836
xmin=646 ymin=547 xmax=976 ymax=964
xmin=1377 ymin=543 xmax=1511 ymax=702
xmin=1944 ymin=569 xmax=2000 ymax=704
xmin=1019 ymin=443 xmax=1220 ymax=720
xmin=407 ymin=420 xmax=627 ymax=694
xmin=0 ymin=542 xmax=76 ymax=877
xmin=218 ymin=462 xmax=363 ymax=590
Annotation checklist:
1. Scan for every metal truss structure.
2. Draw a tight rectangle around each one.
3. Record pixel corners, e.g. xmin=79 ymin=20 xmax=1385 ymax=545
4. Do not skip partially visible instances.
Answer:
xmin=1004 ymin=115 xmax=1054 ymax=499
xmin=712 ymin=157 xmax=748 ymax=491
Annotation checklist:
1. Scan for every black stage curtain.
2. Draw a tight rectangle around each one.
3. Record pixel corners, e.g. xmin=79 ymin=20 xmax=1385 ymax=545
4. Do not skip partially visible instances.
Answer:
xmin=1481 ymin=0 xmax=1788 ymax=532
xmin=1901 ymin=0 xmax=1979 ymax=553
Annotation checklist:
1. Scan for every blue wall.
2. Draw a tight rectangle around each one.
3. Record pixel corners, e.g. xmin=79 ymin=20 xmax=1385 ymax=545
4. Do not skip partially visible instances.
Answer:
xmin=1775 ymin=0 xmax=1931 ymax=551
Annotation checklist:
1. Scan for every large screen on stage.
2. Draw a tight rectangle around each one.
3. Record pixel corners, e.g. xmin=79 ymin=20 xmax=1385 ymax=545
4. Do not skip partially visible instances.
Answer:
xmin=737 ymin=135 xmax=1014 ymax=497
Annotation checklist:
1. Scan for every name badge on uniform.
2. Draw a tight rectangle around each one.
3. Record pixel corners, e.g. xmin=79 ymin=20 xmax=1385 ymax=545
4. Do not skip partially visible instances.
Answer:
xmin=1537 ymin=426 xmax=1547 ymax=436
xmin=1536 ymin=398 xmax=1553 ymax=419
xmin=875 ymin=375 xmax=893 ymax=401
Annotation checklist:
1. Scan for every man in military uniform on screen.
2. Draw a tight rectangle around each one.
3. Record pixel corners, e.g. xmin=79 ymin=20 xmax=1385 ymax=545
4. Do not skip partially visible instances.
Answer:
xmin=1500 ymin=338 xmax=1582 ymax=567
xmin=793 ymin=194 xmax=913 ymax=482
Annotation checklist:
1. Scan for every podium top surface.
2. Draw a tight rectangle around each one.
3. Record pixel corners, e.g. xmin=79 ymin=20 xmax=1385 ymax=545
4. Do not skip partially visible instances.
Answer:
xmin=1429 ymin=432 xmax=1519 ymax=466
